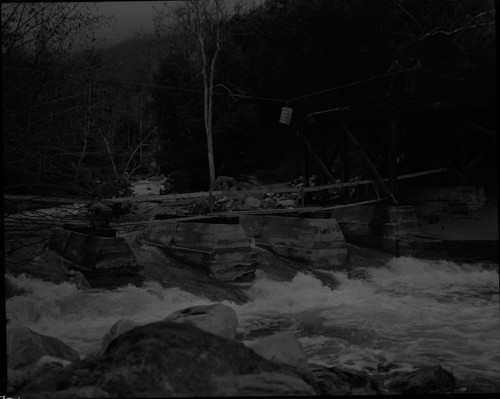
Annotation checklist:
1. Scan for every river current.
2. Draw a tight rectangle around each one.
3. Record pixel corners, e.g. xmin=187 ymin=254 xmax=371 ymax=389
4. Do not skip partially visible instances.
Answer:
xmin=6 ymin=256 xmax=500 ymax=392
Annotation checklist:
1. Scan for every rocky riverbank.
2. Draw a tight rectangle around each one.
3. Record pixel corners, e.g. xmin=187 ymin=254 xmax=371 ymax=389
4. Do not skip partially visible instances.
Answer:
xmin=8 ymin=303 xmax=462 ymax=397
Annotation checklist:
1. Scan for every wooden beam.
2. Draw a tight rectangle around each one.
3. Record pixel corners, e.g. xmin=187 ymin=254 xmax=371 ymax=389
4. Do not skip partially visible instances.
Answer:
xmin=340 ymin=128 xmax=349 ymax=202
xmin=301 ymin=128 xmax=310 ymax=206
xmin=465 ymin=120 xmax=496 ymax=137
xmin=298 ymin=129 xmax=336 ymax=185
xmin=105 ymin=169 xmax=445 ymax=205
xmin=4 ymin=195 xmax=88 ymax=205
xmin=466 ymin=136 xmax=497 ymax=172
xmin=457 ymin=119 xmax=466 ymax=173
xmin=326 ymin=140 xmax=341 ymax=168
xmin=394 ymin=168 xmax=447 ymax=181
xmin=388 ymin=118 xmax=398 ymax=197
xmin=212 ymin=197 xmax=388 ymax=216
xmin=340 ymin=120 xmax=399 ymax=205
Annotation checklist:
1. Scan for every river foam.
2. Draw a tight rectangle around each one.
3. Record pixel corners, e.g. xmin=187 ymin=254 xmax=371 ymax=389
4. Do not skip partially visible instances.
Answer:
xmin=6 ymin=256 xmax=499 ymax=388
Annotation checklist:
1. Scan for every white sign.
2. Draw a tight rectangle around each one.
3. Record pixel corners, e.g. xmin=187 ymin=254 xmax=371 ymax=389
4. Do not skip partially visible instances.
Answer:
xmin=279 ymin=107 xmax=293 ymax=125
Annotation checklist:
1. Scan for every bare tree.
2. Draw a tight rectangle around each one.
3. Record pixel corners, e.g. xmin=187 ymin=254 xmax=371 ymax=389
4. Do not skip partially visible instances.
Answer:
xmin=154 ymin=0 xmax=243 ymax=212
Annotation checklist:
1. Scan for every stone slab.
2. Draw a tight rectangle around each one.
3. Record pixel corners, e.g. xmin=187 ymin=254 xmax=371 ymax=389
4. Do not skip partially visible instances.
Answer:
xmin=240 ymin=215 xmax=348 ymax=268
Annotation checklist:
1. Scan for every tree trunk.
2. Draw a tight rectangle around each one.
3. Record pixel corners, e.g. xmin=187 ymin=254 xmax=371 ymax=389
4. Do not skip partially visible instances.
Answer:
xmin=73 ymin=82 xmax=91 ymax=186
xmin=200 ymin=35 xmax=219 ymax=213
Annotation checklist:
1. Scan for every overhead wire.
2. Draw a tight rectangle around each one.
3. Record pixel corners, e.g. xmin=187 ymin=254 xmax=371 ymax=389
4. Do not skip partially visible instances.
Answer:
xmin=5 ymin=63 xmax=469 ymax=106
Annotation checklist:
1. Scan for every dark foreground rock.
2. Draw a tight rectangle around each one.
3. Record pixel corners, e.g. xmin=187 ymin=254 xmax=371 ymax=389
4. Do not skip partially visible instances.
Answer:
xmin=383 ymin=365 xmax=457 ymax=394
xmin=5 ymin=274 xmax=31 ymax=299
xmin=311 ymin=365 xmax=381 ymax=395
xmin=7 ymin=326 xmax=80 ymax=370
xmin=163 ymin=303 xmax=238 ymax=340
xmin=99 ymin=319 xmax=139 ymax=355
xmin=20 ymin=321 xmax=316 ymax=397
xmin=247 ymin=332 xmax=311 ymax=374
xmin=7 ymin=326 xmax=80 ymax=394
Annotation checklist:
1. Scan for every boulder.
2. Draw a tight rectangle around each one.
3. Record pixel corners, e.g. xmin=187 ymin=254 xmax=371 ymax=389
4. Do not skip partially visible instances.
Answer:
xmin=246 ymin=333 xmax=310 ymax=374
xmin=66 ymin=270 xmax=91 ymax=290
xmin=243 ymin=196 xmax=261 ymax=209
xmin=311 ymin=365 xmax=381 ymax=396
xmin=8 ymin=355 xmax=72 ymax=393
xmin=261 ymin=197 xmax=277 ymax=209
xmin=163 ymin=303 xmax=238 ymax=340
xmin=277 ymin=199 xmax=296 ymax=209
xmin=19 ymin=321 xmax=316 ymax=397
xmin=7 ymin=326 xmax=80 ymax=370
xmin=99 ymin=319 xmax=139 ymax=355
xmin=384 ymin=365 xmax=457 ymax=394
xmin=346 ymin=268 xmax=371 ymax=281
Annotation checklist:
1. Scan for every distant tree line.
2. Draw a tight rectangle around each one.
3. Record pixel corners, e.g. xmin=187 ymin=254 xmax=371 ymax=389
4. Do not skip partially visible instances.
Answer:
xmin=151 ymin=0 xmax=495 ymax=191
xmin=2 ymin=0 xmax=495 ymax=197
xmin=2 ymin=3 xmax=158 ymax=198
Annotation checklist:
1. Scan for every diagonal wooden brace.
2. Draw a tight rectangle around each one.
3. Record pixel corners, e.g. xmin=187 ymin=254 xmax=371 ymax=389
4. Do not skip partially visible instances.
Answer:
xmin=339 ymin=120 xmax=398 ymax=206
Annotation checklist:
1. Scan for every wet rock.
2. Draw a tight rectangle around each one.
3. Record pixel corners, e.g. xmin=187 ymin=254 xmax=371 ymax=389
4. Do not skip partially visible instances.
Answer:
xmin=246 ymin=332 xmax=310 ymax=374
xmin=66 ymin=270 xmax=91 ymax=290
xmin=163 ymin=303 xmax=238 ymax=340
xmin=99 ymin=319 xmax=139 ymax=355
xmin=19 ymin=321 xmax=315 ymax=397
xmin=347 ymin=268 xmax=371 ymax=281
xmin=311 ymin=365 xmax=381 ymax=396
xmin=5 ymin=274 xmax=31 ymax=299
xmin=7 ymin=326 xmax=80 ymax=370
xmin=277 ymin=199 xmax=297 ymax=209
xmin=134 ymin=245 xmax=250 ymax=305
xmin=8 ymin=355 xmax=73 ymax=394
xmin=213 ymin=372 xmax=316 ymax=396
xmin=5 ymin=237 xmax=49 ymax=267
xmin=261 ymin=197 xmax=277 ymax=209
xmin=243 ymin=196 xmax=261 ymax=209
xmin=6 ymin=251 xmax=68 ymax=284
xmin=22 ymin=386 xmax=111 ymax=398
xmin=384 ymin=365 xmax=457 ymax=394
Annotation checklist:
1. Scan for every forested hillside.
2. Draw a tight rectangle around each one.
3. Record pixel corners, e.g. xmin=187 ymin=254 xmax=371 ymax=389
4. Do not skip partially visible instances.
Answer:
xmin=3 ymin=0 xmax=496 ymax=197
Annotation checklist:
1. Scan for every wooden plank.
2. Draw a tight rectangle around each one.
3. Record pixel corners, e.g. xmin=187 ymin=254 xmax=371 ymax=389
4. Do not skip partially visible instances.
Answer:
xmin=303 ymin=179 xmax=374 ymax=192
xmin=213 ymin=198 xmax=388 ymax=216
xmin=4 ymin=195 xmax=88 ymax=205
xmin=118 ymin=215 xmax=215 ymax=226
xmin=394 ymin=168 xmax=447 ymax=181
xmin=114 ymin=198 xmax=389 ymax=226
xmin=340 ymin=120 xmax=399 ymax=205
xmin=465 ymin=120 xmax=496 ymax=137
xmin=110 ymin=168 xmax=444 ymax=206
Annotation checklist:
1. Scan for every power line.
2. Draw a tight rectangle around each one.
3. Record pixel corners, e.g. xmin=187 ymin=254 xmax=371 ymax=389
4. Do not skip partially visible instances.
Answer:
xmin=5 ymin=65 xmax=470 ymax=106
xmin=111 ymin=79 xmax=287 ymax=103
xmin=287 ymin=69 xmax=410 ymax=103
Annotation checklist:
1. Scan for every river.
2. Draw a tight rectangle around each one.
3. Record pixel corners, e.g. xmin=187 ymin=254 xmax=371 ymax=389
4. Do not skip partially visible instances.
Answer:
xmin=6 ymin=256 xmax=500 ymax=392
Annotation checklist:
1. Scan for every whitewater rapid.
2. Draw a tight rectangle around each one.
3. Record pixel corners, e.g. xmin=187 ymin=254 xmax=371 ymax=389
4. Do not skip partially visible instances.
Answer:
xmin=6 ymin=256 xmax=500 ymax=389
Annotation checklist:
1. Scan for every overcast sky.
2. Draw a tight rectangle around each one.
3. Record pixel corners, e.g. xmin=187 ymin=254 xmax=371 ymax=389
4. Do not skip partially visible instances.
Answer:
xmin=92 ymin=0 xmax=260 ymax=48
xmin=93 ymin=1 xmax=166 ymax=47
